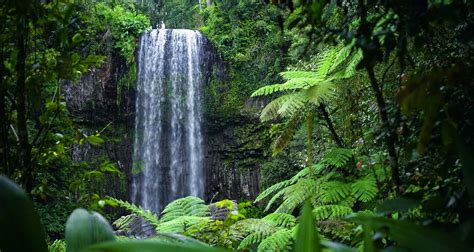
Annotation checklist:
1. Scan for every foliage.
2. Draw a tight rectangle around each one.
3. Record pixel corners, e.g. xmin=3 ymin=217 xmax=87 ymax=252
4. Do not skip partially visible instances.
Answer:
xmin=48 ymin=240 xmax=66 ymax=252
xmin=0 ymin=176 xmax=48 ymax=252
xmin=199 ymin=0 xmax=290 ymax=118
xmin=80 ymin=2 xmax=150 ymax=64
xmin=65 ymin=208 xmax=116 ymax=252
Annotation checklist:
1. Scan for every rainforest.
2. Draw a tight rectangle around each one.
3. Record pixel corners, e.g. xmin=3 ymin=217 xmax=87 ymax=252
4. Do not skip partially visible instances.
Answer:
xmin=0 ymin=0 xmax=473 ymax=251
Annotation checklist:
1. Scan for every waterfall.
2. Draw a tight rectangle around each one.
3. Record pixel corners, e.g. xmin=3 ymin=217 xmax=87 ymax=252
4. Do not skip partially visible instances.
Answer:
xmin=132 ymin=29 xmax=205 ymax=214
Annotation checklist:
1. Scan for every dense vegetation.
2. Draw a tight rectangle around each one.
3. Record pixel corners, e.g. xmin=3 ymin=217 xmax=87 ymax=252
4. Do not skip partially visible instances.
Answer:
xmin=1 ymin=0 xmax=473 ymax=251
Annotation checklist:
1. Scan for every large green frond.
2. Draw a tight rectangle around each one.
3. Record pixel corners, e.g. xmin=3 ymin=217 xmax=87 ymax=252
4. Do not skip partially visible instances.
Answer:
xmin=320 ymin=181 xmax=351 ymax=204
xmin=351 ymin=176 xmax=378 ymax=202
xmin=257 ymin=228 xmax=293 ymax=252
xmin=106 ymin=197 xmax=159 ymax=226
xmin=321 ymin=148 xmax=354 ymax=168
xmin=160 ymin=196 xmax=209 ymax=223
xmin=276 ymin=178 xmax=319 ymax=213
xmin=313 ymin=205 xmax=353 ymax=220
xmin=255 ymin=179 xmax=293 ymax=203
xmin=272 ymin=113 xmax=303 ymax=156
xmin=262 ymin=213 xmax=297 ymax=228
xmin=156 ymin=216 xmax=210 ymax=233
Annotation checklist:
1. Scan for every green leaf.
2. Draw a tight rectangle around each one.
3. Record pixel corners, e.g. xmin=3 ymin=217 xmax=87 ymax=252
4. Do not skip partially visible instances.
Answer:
xmin=375 ymin=198 xmax=420 ymax=214
xmin=87 ymin=135 xmax=105 ymax=146
xmin=293 ymin=201 xmax=321 ymax=252
xmin=72 ymin=33 xmax=84 ymax=45
xmin=65 ymin=209 xmax=116 ymax=252
xmin=0 ymin=176 xmax=48 ymax=252
xmin=84 ymin=240 xmax=228 ymax=252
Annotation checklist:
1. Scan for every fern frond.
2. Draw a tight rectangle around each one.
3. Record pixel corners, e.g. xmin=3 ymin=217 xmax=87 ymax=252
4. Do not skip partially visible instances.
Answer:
xmin=255 ymin=179 xmax=293 ymax=203
xmin=344 ymin=49 xmax=363 ymax=78
xmin=230 ymin=219 xmax=278 ymax=242
xmin=314 ymin=46 xmax=340 ymax=78
xmin=262 ymin=213 xmax=297 ymax=228
xmin=106 ymin=197 xmax=159 ymax=226
xmin=351 ymin=176 xmax=378 ymax=202
xmin=257 ymin=228 xmax=293 ymax=252
xmin=156 ymin=216 xmax=210 ymax=233
xmin=252 ymin=75 xmax=324 ymax=97
xmin=260 ymin=94 xmax=296 ymax=122
xmin=276 ymin=178 xmax=319 ymax=213
xmin=320 ymin=181 xmax=351 ymax=204
xmin=160 ymin=196 xmax=209 ymax=223
xmin=313 ymin=205 xmax=353 ymax=220
xmin=264 ymin=185 xmax=290 ymax=212
xmin=329 ymin=45 xmax=352 ymax=74
xmin=275 ymin=92 xmax=308 ymax=118
xmin=272 ymin=113 xmax=303 ymax=156
xmin=280 ymin=71 xmax=322 ymax=79
xmin=238 ymin=228 xmax=280 ymax=250
xmin=321 ymin=148 xmax=354 ymax=168
xmin=289 ymin=167 xmax=310 ymax=183
xmin=112 ymin=214 xmax=136 ymax=232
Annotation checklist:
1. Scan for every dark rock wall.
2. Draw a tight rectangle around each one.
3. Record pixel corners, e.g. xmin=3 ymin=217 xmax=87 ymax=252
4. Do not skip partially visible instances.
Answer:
xmin=62 ymin=54 xmax=135 ymax=200
xmin=63 ymin=37 xmax=268 ymax=203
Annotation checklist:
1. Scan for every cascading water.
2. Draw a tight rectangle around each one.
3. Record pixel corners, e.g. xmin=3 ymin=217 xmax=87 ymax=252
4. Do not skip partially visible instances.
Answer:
xmin=132 ymin=29 xmax=205 ymax=214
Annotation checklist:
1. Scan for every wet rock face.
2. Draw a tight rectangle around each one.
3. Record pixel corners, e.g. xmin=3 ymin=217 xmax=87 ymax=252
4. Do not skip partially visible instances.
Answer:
xmin=63 ymin=36 xmax=268 ymax=204
xmin=62 ymin=55 xmax=135 ymax=125
xmin=203 ymin=114 xmax=268 ymax=202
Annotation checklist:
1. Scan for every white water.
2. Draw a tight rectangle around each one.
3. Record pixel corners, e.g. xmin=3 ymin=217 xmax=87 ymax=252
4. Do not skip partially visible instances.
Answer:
xmin=132 ymin=29 xmax=205 ymax=214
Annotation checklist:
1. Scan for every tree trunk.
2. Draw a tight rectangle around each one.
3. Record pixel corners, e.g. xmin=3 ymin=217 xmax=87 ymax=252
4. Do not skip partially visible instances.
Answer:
xmin=15 ymin=17 xmax=33 ymax=191
xmin=306 ymin=111 xmax=314 ymax=169
xmin=366 ymin=66 xmax=401 ymax=192
xmin=319 ymin=103 xmax=345 ymax=147
xmin=0 ymin=47 xmax=8 ymax=175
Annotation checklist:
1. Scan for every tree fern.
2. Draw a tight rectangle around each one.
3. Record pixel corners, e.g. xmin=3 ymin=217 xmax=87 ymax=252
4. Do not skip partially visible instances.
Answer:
xmin=106 ymin=197 xmax=159 ymax=226
xmin=320 ymin=181 xmax=352 ymax=204
xmin=276 ymin=178 xmax=319 ymax=213
xmin=313 ymin=205 xmax=353 ymax=220
xmin=262 ymin=213 xmax=297 ymax=228
xmin=255 ymin=177 xmax=295 ymax=204
xmin=257 ymin=228 xmax=293 ymax=252
xmin=159 ymin=196 xmax=209 ymax=223
xmin=156 ymin=216 xmax=210 ymax=233
xmin=351 ymin=176 xmax=378 ymax=202
xmin=271 ymin=113 xmax=303 ymax=156
xmin=321 ymin=148 xmax=354 ymax=168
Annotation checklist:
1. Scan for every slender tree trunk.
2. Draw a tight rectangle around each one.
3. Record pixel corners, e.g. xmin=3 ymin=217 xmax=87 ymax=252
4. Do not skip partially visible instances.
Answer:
xmin=366 ymin=66 xmax=401 ymax=192
xmin=15 ymin=17 xmax=33 ymax=191
xmin=306 ymin=111 xmax=314 ymax=169
xmin=319 ymin=103 xmax=345 ymax=147
xmin=0 ymin=47 xmax=9 ymax=175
